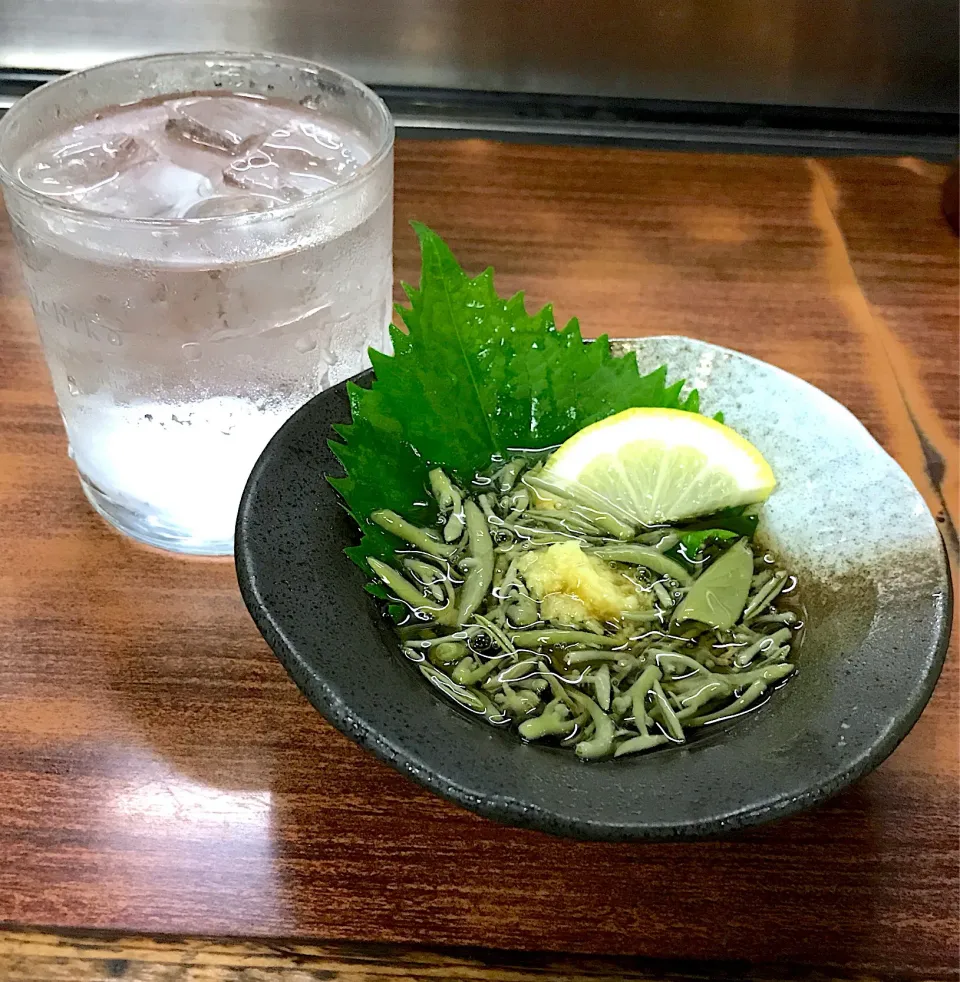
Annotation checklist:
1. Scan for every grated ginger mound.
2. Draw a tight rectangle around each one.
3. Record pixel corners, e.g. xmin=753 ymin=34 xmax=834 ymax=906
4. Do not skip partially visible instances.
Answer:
xmin=517 ymin=540 xmax=650 ymax=628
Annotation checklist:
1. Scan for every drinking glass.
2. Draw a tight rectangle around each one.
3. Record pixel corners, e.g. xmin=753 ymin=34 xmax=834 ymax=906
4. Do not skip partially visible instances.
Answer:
xmin=0 ymin=52 xmax=394 ymax=555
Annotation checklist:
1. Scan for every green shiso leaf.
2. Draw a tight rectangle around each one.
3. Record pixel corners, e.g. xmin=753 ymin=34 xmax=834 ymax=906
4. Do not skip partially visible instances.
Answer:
xmin=329 ymin=223 xmax=704 ymax=571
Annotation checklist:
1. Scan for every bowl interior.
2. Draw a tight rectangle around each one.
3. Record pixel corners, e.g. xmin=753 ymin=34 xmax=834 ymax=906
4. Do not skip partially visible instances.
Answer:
xmin=236 ymin=336 xmax=951 ymax=840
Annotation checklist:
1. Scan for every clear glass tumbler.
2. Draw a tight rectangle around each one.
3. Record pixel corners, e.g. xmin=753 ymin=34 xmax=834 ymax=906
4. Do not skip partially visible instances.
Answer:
xmin=0 ymin=52 xmax=394 ymax=555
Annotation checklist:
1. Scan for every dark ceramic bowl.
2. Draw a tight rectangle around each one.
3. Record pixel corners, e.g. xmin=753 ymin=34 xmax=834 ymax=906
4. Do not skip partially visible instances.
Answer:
xmin=235 ymin=337 xmax=951 ymax=841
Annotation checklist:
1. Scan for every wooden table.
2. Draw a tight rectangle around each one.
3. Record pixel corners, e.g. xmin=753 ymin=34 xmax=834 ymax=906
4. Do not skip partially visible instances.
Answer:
xmin=0 ymin=142 xmax=956 ymax=982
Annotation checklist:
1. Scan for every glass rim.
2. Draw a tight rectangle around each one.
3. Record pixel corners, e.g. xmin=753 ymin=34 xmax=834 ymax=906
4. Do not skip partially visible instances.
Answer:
xmin=0 ymin=49 xmax=395 ymax=228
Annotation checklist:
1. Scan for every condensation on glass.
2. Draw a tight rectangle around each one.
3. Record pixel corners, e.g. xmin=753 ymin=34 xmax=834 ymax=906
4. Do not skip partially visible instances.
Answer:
xmin=0 ymin=52 xmax=394 ymax=555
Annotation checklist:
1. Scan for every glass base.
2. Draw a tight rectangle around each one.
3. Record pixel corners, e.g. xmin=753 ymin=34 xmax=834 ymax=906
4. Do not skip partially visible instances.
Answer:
xmin=79 ymin=474 xmax=234 ymax=556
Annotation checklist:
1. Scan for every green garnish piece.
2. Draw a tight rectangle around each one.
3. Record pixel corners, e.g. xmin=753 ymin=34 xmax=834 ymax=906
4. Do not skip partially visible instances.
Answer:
xmin=330 ymin=223 xmax=703 ymax=573
xmin=672 ymin=506 xmax=760 ymax=565
xmin=673 ymin=538 xmax=754 ymax=630
xmin=680 ymin=506 xmax=760 ymax=539
xmin=676 ymin=529 xmax=737 ymax=563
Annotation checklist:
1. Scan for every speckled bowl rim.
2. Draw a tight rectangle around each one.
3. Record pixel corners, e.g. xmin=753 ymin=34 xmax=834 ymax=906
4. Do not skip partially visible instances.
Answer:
xmin=236 ymin=336 xmax=952 ymax=840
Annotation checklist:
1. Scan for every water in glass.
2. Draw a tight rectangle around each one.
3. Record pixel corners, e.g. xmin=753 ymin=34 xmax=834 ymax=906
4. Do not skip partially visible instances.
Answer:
xmin=5 ymin=82 xmax=392 ymax=554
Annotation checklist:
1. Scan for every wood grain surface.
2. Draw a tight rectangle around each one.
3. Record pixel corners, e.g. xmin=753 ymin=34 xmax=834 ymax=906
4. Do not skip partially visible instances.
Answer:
xmin=0 ymin=928 xmax=937 ymax=982
xmin=0 ymin=141 xmax=956 ymax=981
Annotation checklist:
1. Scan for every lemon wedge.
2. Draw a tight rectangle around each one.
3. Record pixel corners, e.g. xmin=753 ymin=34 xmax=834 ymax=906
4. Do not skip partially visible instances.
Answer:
xmin=537 ymin=407 xmax=775 ymax=526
